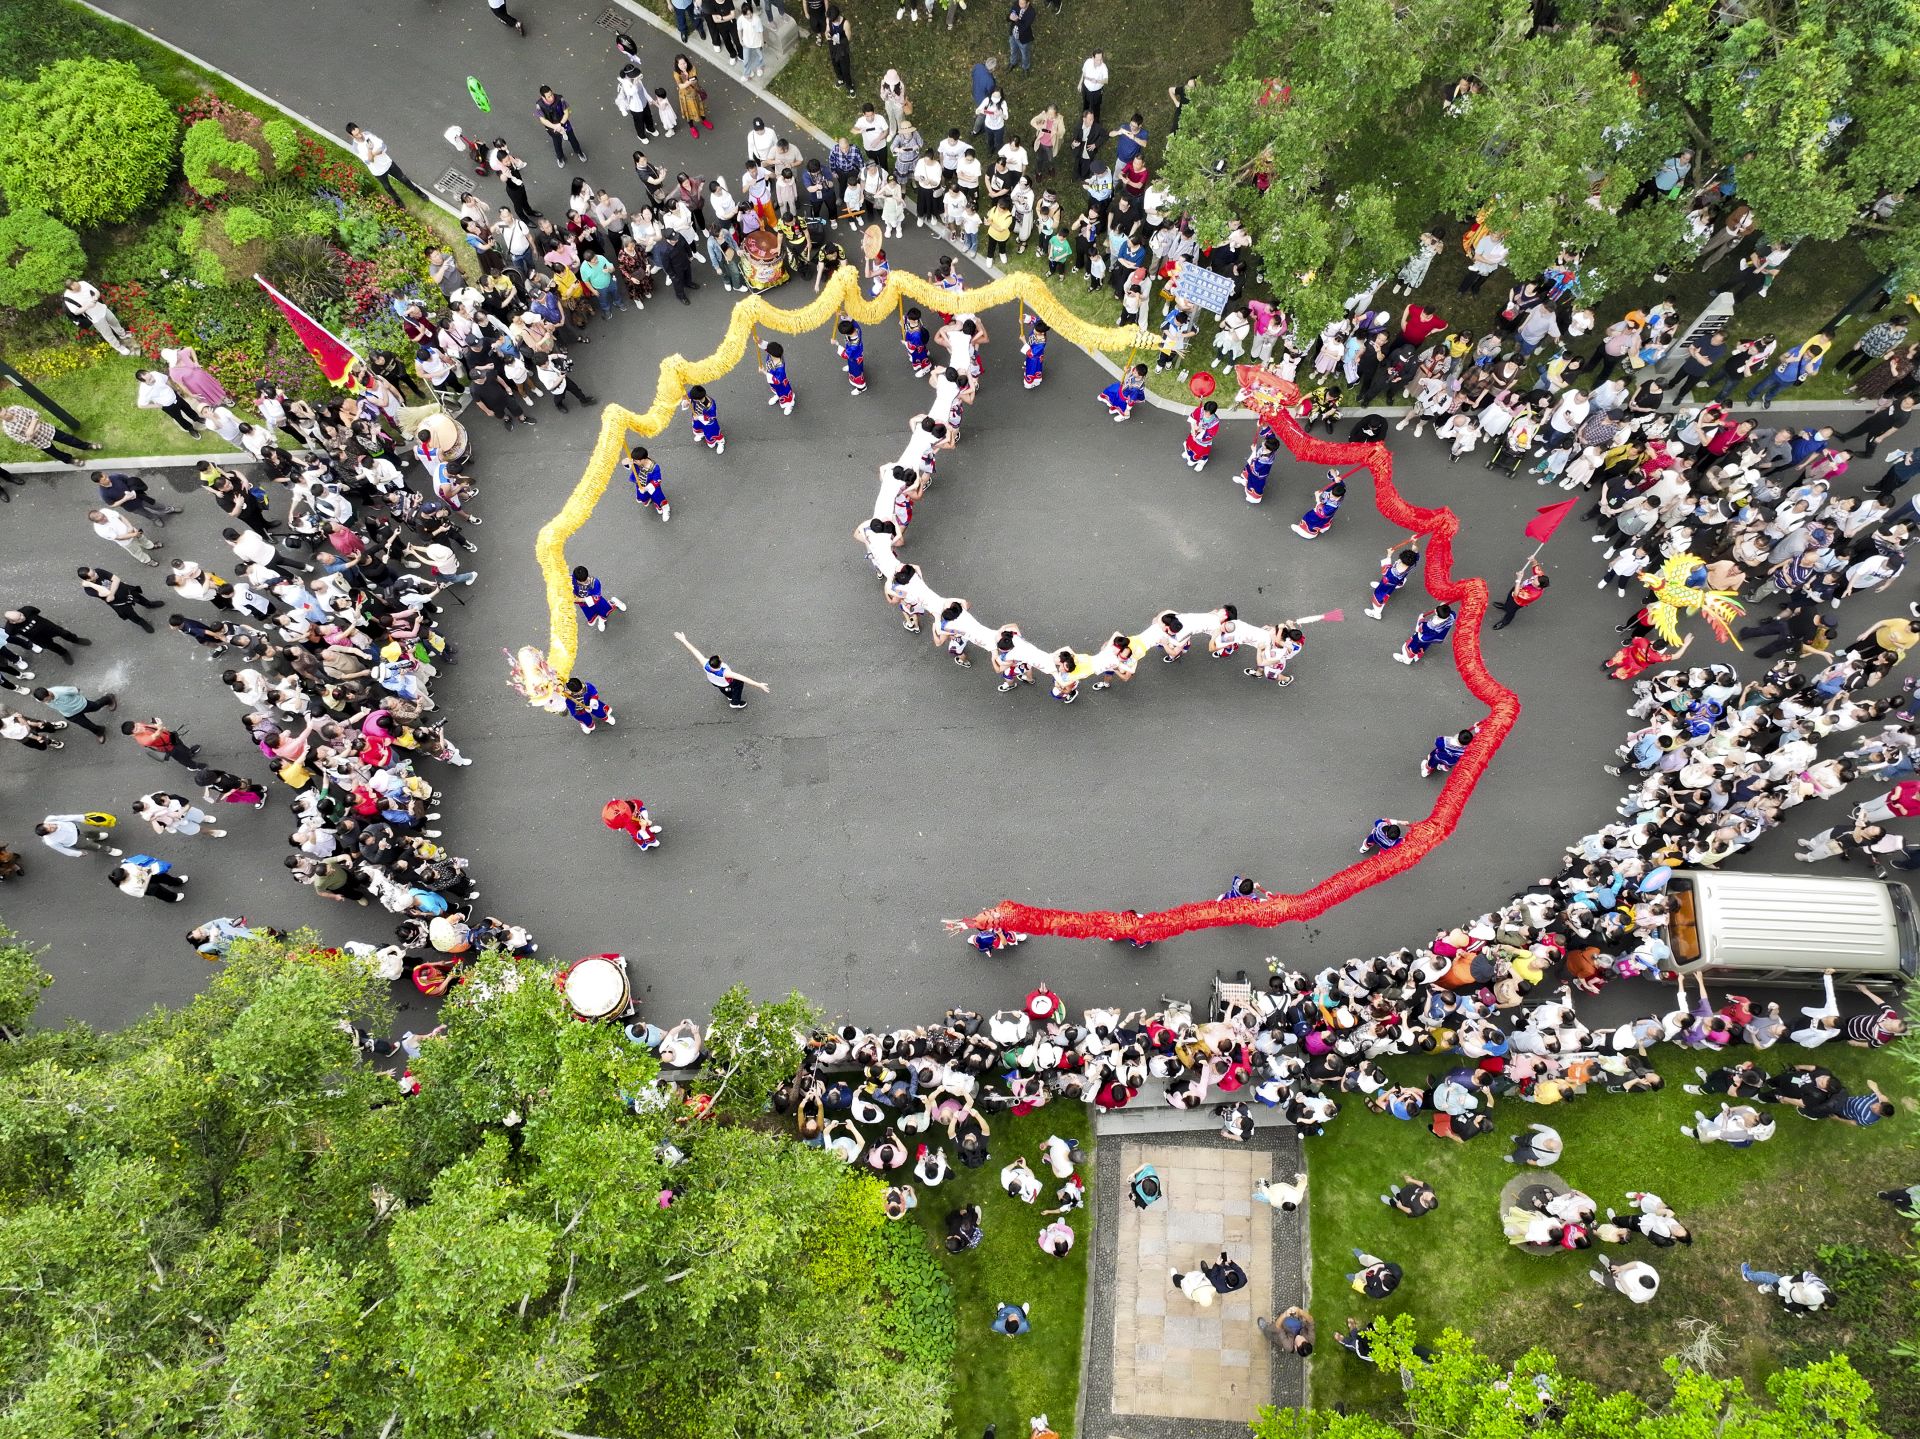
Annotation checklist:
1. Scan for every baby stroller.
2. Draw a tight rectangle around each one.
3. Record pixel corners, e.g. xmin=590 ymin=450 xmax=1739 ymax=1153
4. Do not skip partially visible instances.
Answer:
xmin=1211 ymin=969 xmax=1254 ymax=1022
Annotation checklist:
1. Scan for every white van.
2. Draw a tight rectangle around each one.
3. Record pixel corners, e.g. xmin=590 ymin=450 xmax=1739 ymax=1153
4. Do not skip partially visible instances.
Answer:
xmin=1666 ymin=869 xmax=1919 ymax=986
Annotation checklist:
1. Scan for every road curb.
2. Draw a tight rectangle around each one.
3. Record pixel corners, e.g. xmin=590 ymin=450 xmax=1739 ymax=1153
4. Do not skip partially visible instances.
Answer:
xmin=6 ymin=450 xmax=249 ymax=475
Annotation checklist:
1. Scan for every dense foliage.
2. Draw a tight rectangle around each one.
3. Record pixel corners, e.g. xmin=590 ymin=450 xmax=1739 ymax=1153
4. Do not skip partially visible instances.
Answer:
xmin=0 ymin=939 xmax=954 ymax=1438
xmin=0 ymin=210 xmax=83 ymax=310
xmin=1164 ymin=0 xmax=1920 ymax=332
xmin=0 ymin=58 xmax=177 ymax=228
xmin=1256 ymin=1316 xmax=1887 ymax=1438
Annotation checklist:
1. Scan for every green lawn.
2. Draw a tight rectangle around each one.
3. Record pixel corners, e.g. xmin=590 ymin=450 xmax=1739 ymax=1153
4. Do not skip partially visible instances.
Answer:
xmin=758 ymin=0 xmax=1246 ymax=164
xmin=906 ymin=1103 xmax=1092 ymax=1439
xmin=1307 ymin=1043 xmax=1919 ymax=1423
xmin=0 ymin=349 xmax=240 ymax=465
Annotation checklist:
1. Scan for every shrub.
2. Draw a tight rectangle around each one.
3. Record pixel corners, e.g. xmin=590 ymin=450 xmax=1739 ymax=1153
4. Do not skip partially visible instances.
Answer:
xmin=182 ymin=115 xmax=263 ymax=198
xmin=332 ymin=204 xmax=389 ymax=261
xmin=261 ymin=118 xmax=299 ymax=171
xmin=0 ymin=209 xmax=85 ymax=310
xmin=95 ymin=221 xmax=183 ymax=288
xmin=261 ymin=232 xmax=347 ymax=313
xmin=0 ymin=59 xmax=177 ymax=228
xmin=221 ymin=205 xmax=272 ymax=247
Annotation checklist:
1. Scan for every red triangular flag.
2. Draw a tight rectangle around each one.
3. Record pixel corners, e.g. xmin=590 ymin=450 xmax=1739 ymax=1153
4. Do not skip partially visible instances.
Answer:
xmin=1524 ymin=498 xmax=1579 ymax=545
xmin=255 ymin=273 xmax=362 ymax=386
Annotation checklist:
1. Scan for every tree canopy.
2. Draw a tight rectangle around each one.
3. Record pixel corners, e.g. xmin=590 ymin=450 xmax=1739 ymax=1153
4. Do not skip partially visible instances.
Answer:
xmin=1254 ymin=1315 xmax=1886 ymax=1439
xmin=0 ymin=939 xmax=953 ymax=1439
xmin=1162 ymin=0 xmax=1920 ymax=332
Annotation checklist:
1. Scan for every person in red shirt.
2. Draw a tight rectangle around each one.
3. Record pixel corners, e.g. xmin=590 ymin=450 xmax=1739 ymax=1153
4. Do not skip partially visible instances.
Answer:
xmin=1854 ymin=781 xmax=1920 ymax=825
xmin=119 ymin=716 xmax=201 ymax=768
xmin=1400 ymin=303 xmax=1448 ymax=345
xmin=1492 ymin=559 xmax=1550 ymax=630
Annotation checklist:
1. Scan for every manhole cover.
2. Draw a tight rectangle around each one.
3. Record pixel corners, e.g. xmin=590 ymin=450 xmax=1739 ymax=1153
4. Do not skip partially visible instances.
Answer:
xmin=434 ymin=169 xmax=477 ymax=200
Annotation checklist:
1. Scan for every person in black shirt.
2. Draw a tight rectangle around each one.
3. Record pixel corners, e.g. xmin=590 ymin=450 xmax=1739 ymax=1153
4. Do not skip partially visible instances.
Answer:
xmin=1382 ymin=1174 xmax=1438 ymax=1217
xmin=467 ymin=364 xmax=537 ymax=431
xmin=534 ymin=86 xmax=586 ymax=167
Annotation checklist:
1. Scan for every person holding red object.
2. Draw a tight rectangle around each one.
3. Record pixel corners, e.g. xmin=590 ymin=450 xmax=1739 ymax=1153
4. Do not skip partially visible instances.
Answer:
xmin=602 ymin=797 xmax=662 ymax=850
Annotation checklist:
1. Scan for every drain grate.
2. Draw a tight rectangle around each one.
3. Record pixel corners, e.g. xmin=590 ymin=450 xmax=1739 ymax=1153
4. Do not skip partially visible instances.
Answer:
xmin=597 ymin=7 xmax=627 ymax=29
xmin=434 ymin=169 xmax=478 ymax=200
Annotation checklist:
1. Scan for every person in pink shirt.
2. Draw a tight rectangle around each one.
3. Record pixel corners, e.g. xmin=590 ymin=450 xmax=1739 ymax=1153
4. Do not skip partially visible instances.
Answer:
xmin=1853 ymin=780 xmax=1920 ymax=825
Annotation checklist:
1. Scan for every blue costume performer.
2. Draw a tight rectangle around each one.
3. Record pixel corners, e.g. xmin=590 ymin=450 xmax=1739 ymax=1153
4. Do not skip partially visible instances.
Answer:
xmin=836 ymin=319 xmax=867 ymax=394
xmin=1366 ymin=542 xmax=1420 ymax=617
xmin=1291 ymin=479 xmax=1346 ymax=539
xmin=1022 ymin=316 xmax=1048 ymax=389
xmin=901 ymin=308 xmax=932 ymax=376
xmin=1422 ymin=727 xmax=1477 ymax=777
xmin=1099 ymin=364 xmax=1149 ymax=421
xmin=684 ymin=386 xmax=724 ymax=453
xmin=564 ymin=677 xmax=616 ymax=734
xmin=628 ymin=447 xmax=670 ymax=521
xmin=760 ymin=341 xmax=796 ymax=414
xmin=1238 ymin=437 xmax=1280 ymax=504
xmin=571 ymin=566 xmax=626 ymax=631
xmin=1395 ymin=605 xmax=1456 ymax=664
xmin=1360 ymin=817 xmax=1407 ymax=853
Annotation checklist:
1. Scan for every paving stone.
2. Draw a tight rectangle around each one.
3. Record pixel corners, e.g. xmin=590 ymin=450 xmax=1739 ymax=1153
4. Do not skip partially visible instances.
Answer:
xmin=1133 ymin=1342 xmax=1163 ymax=1365
xmin=1166 ymin=1211 xmax=1224 ymax=1244
xmin=1219 ymin=1348 xmax=1251 ymax=1369
xmin=1135 ymin=1293 xmax=1165 ymax=1317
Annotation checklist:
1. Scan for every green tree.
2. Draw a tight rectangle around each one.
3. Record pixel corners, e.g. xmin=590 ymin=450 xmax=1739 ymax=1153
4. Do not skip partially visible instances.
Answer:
xmin=0 ymin=925 xmax=50 ymax=1038
xmin=1251 ymin=1317 xmax=1887 ymax=1437
xmin=1569 ymin=0 xmax=1920 ymax=247
xmin=699 ymin=982 xmax=820 ymax=1117
xmin=0 ymin=934 xmax=952 ymax=1437
xmin=1163 ymin=0 xmax=1644 ymax=333
xmin=0 ymin=210 xmax=84 ymax=312
xmin=0 ymin=59 xmax=177 ymax=229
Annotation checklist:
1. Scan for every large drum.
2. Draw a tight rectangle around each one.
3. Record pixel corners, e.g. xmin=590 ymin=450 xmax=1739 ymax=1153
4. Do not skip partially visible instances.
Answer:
xmin=741 ymin=228 xmax=788 ymax=291
xmin=561 ymin=952 xmax=631 ymax=1021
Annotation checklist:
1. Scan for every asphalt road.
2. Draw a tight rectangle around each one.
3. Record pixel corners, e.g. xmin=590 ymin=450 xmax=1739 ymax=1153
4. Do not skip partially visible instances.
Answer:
xmin=2 ymin=0 xmax=1906 ymax=1033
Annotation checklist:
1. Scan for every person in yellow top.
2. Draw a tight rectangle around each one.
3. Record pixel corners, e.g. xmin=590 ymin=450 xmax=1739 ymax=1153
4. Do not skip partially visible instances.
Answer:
xmin=982 ymin=198 xmax=1015 ymax=263
xmin=1854 ymin=615 xmax=1919 ymax=682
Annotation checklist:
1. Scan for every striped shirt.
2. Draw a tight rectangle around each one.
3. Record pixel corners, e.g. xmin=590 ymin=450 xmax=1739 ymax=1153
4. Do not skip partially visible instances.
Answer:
xmin=1838 ymin=1093 xmax=1886 ymax=1126
xmin=1843 ymin=1007 xmax=1899 ymax=1048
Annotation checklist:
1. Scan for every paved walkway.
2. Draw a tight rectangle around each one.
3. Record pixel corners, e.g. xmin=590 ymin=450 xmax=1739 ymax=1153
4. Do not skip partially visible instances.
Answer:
xmin=0 ymin=0 xmax=1871 ymax=1042
xmin=1085 ymin=1129 xmax=1305 ymax=1435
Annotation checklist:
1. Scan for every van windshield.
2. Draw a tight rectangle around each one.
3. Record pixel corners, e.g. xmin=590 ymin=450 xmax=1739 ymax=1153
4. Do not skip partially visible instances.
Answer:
xmin=1669 ymin=880 xmax=1701 ymax=963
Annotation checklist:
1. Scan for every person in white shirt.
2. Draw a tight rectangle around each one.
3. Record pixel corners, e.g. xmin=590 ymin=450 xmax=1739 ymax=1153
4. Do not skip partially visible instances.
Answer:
xmin=133 ymin=371 xmax=200 ymax=436
xmin=853 ymin=105 xmax=891 ymax=163
xmin=737 ymin=1 xmax=767 ymax=78
xmin=344 ymin=123 xmax=427 ymax=205
xmin=61 ymin=280 xmax=137 ymax=355
xmin=1589 ymin=1255 xmax=1659 ymax=1303
xmin=1079 ymin=52 xmax=1110 ymax=121
xmin=745 ymin=117 xmax=778 ymax=164
xmin=35 ymin=814 xmax=123 ymax=859
xmin=88 ymin=507 xmax=160 ymax=565
xmin=614 ymin=64 xmax=653 ymax=139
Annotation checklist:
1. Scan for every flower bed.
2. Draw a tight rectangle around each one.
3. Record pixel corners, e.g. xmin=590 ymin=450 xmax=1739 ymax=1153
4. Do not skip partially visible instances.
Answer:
xmin=0 ymin=18 xmax=463 ymax=462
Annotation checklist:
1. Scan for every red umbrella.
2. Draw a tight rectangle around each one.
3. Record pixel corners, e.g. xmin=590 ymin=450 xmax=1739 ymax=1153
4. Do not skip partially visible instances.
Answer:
xmin=1189 ymin=371 xmax=1216 ymax=398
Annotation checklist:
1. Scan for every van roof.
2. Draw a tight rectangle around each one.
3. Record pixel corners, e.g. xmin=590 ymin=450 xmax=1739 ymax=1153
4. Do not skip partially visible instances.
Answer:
xmin=1671 ymin=869 xmax=1901 ymax=972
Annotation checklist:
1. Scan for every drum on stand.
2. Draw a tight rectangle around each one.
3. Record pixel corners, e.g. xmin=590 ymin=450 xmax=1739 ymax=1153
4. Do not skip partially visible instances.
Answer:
xmin=741 ymin=229 xmax=788 ymax=291
xmin=561 ymin=952 xmax=631 ymax=1021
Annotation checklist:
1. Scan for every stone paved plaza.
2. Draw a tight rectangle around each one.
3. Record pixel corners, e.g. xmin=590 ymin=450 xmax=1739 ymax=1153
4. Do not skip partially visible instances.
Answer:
xmin=1084 ymin=1127 xmax=1306 ymax=1436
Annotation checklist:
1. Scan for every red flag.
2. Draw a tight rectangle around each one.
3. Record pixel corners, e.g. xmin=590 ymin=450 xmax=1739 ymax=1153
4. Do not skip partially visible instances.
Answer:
xmin=254 ymin=273 xmax=362 ymax=386
xmin=1524 ymin=498 xmax=1579 ymax=545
